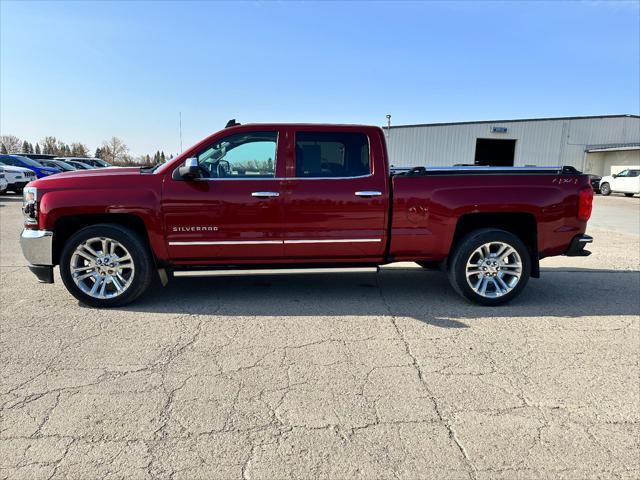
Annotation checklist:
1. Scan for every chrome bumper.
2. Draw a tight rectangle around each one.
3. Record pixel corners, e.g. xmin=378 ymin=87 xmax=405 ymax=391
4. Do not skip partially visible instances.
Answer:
xmin=20 ymin=229 xmax=54 ymax=266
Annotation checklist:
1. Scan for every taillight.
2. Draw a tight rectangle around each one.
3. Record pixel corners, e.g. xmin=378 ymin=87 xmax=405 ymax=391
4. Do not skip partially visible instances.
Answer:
xmin=578 ymin=186 xmax=593 ymax=221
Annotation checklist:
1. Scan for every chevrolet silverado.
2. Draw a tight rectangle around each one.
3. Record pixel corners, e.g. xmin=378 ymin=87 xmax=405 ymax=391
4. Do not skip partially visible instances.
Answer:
xmin=20 ymin=122 xmax=594 ymax=307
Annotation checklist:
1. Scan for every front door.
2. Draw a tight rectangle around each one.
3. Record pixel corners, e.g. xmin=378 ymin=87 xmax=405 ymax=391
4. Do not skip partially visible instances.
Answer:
xmin=282 ymin=128 xmax=388 ymax=260
xmin=162 ymin=129 xmax=286 ymax=262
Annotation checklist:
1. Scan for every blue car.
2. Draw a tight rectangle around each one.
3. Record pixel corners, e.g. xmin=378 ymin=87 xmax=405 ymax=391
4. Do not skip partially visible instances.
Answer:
xmin=0 ymin=154 xmax=60 ymax=178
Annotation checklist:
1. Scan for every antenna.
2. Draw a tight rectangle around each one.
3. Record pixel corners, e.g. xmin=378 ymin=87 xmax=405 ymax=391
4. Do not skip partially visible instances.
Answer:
xmin=386 ymin=114 xmax=391 ymax=138
xmin=179 ymin=112 xmax=183 ymax=153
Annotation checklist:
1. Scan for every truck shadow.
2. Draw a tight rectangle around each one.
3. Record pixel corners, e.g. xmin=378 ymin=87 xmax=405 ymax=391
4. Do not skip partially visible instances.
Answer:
xmin=116 ymin=267 xmax=640 ymax=328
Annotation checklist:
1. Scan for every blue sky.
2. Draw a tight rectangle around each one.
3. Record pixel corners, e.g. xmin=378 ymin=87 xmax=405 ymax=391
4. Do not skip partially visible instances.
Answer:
xmin=1 ymin=0 xmax=638 ymax=157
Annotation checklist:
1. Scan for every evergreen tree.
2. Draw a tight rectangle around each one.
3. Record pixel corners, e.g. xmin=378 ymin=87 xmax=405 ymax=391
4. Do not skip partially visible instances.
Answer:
xmin=94 ymin=147 xmax=102 ymax=159
xmin=35 ymin=143 xmax=41 ymax=154
xmin=0 ymin=144 xmax=7 ymax=154
xmin=22 ymin=141 xmax=29 ymax=153
xmin=160 ymin=151 xmax=165 ymax=162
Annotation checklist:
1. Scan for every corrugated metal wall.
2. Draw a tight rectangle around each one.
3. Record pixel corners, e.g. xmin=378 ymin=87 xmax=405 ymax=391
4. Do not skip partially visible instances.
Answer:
xmin=385 ymin=116 xmax=640 ymax=171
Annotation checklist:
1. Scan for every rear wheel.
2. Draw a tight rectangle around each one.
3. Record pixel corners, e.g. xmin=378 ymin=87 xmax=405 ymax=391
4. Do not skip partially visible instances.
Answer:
xmin=600 ymin=182 xmax=611 ymax=196
xmin=448 ymin=229 xmax=530 ymax=306
xmin=59 ymin=224 xmax=153 ymax=307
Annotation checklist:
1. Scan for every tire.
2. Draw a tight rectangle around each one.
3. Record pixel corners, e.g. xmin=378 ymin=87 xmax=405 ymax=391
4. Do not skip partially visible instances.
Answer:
xmin=59 ymin=224 xmax=154 ymax=308
xmin=600 ymin=182 xmax=611 ymax=196
xmin=447 ymin=228 xmax=531 ymax=306
xmin=624 ymin=193 xmax=634 ymax=197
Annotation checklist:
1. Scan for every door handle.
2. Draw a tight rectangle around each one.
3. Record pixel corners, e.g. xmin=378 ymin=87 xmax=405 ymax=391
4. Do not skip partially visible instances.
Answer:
xmin=355 ymin=191 xmax=382 ymax=197
xmin=251 ymin=191 xmax=280 ymax=198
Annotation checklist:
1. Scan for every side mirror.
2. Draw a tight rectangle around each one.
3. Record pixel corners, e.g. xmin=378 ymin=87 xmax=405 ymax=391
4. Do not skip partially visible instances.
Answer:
xmin=173 ymin=158 xmax=199 ymax=180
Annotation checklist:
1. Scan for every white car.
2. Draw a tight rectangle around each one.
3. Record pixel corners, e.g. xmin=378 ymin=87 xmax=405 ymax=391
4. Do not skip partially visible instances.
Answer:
xmin=0 ymin=164 xmax=37 ymax=193
xmin=0 ymin=173 xmax=7 ymax=194
xmin=599 ymin=167 xmax=640 ymax=197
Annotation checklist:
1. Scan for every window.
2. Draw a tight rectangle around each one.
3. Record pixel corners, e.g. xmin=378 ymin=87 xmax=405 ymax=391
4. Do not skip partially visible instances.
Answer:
xmin=196 ymin=132 xmax=277 ymax=179
xmin=295 ymin=132 xmax=370 ymax=178
xmin=628 ymin=170 xmax=640 ymax=177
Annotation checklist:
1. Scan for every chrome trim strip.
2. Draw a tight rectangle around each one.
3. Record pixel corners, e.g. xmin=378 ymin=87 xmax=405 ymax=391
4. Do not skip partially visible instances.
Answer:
xmin=251 ymin=191 xmax=280 ymax=197
xmin=169 ymin=240 xmax=282 ymax=246
xmin=169 ymin=238 xmax=383 ymax=246
xmin=355 ymin=191 xmax=382 ymax=197
xmin=284 ymin=239 xmax=382 ymax=244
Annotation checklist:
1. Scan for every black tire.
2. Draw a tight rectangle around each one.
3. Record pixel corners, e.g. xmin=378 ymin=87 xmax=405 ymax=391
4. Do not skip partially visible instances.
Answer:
xmin=624 ymin=193 xmax=634 ymax=197
xmin=59 ymin=224 xmax=154 ymax=308
xmin=447 ymin=228 xmax=531 ymax=306
xmin=600 ymin=182 xmax=611 ymax=196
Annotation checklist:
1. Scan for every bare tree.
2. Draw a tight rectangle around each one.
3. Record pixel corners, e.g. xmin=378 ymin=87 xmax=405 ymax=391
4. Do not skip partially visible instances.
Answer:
xmin=40 ymin=136 xmax=58 ymax=155
xmin=0 ymin=135 xmax=22 ymax=153
xmin=101 ymin=137 xmax=129 ymax=164
xmin=70 ymin=142 xmax=89 ymax=157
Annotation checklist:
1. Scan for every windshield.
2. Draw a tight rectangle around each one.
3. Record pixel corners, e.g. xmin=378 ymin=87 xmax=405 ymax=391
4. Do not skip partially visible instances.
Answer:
xmin=13 ymin=156 xmax=44 ymax=168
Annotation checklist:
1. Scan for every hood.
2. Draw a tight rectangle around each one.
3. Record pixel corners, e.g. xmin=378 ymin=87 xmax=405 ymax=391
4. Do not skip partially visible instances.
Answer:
xmin=33 ymin=166 xmax=142 ymax=187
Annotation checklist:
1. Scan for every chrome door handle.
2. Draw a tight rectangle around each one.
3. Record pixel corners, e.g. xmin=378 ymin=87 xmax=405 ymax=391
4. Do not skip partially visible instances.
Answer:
xmin=355 ymin=191 xmax=382 ymax=197
xmin=251 ymin=191 xmax=280 ymax=198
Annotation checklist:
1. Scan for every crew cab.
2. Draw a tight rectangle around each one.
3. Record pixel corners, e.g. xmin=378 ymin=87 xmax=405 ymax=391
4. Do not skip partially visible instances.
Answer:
xmin=20 ymin=122 xmax=594 ymax=308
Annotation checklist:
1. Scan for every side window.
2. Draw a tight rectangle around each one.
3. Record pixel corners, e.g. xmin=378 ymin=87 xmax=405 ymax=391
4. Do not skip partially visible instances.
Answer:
xmin=196 ymin=131 xmax=277 ymax=179
xmin=295 ymin=132 xmax=370 ymax=178
xmin=628 ymin=170 xmax=640 ymax=177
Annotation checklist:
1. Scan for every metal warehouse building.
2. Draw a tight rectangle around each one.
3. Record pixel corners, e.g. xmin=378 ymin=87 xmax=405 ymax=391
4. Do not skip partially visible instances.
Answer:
xmin=384 ymin=114 xmax=640 ymax=176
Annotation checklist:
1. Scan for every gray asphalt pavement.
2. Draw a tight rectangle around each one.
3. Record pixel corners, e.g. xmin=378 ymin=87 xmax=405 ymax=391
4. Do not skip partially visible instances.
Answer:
xmin=1 ymin=194 xmax=638 ymax=479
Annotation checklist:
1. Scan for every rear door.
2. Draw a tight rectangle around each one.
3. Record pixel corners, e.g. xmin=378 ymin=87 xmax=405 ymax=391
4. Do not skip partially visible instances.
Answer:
xmin=281 ymin=127 xmax=388 ymax=260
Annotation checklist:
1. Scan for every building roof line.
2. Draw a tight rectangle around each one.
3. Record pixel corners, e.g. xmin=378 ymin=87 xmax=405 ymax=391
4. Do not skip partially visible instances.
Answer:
xmin=385 ymin=114 xmax=640 ymax=129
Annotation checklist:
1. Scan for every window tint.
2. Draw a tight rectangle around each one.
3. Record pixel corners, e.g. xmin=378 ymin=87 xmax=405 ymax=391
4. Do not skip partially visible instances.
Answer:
xmin=196 ymin=132 xmax=277 ymax=179
xmin=295 ymin=132 xmax=370 ymax=178
xmin=0 ymin=157 xmax=18 ymax=166
xmin=628 ymin=170 xmax=640 ymax=177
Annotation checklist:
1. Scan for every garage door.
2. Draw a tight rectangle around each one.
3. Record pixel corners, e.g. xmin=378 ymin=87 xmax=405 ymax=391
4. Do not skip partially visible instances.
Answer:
xmin=585 ymin=150 xmax=640 ymax=176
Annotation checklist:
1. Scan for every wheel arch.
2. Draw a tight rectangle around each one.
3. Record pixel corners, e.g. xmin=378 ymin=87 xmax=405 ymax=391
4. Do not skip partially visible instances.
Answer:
xmin=52 ymin=214 xmax=153 ymax=266
xmin=451 ymin=212 xmax=540 ymax=278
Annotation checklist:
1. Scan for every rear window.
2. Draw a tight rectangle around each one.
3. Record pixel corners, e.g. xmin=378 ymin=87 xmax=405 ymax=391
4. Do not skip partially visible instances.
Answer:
xmin=295 ymin=132 xmax=370 ymax=178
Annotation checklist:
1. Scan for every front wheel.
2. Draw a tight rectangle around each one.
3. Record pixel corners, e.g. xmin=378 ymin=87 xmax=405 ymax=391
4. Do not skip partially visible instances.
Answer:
xmin=600 ymin=182 xmax=611 ymax=196
xmin=59 ymin=224 xmax=154 ymax=307
xmin=448 ymin=229 xmax=531 ymax=306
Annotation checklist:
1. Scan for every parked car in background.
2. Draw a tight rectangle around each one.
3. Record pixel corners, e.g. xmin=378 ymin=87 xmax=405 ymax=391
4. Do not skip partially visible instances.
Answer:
xmin=0 ymin=163 xmax=37 ymax=192
xmin=0 ymin=171 xmax=8 ymax=194
xmin=588 ymin=174 xmax=601 ymax=193
xmin=64 ymin=160 xmax=95 ymax=170
xmin=17 ymin=153 xmax=56 ymax=162
xmin=41 ymin=160 xmax=77 ymax=172
xmin=599 ymin=167 xmax=640 ymax=197
xmin=0 ymin=154 xmax=59 ymax=178
xmin=56 ymin=157 xmax=111 ymax=168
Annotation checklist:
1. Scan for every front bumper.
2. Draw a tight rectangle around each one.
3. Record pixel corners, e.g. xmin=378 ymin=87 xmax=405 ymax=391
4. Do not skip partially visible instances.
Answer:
xmin=20 ymin=229 xmax=54 ymax=283
xmin=565 ymin=234 xmax=593 ymax=257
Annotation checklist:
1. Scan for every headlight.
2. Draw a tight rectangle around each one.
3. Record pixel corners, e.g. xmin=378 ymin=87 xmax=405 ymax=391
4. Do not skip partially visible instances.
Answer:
xmin=23 ymin=187 xmax=38 ymax=226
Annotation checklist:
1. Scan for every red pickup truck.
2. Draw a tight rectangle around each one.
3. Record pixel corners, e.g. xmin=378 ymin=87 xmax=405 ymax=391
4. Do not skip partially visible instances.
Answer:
xmin=20 ymin=122 xmax=594 ymax=308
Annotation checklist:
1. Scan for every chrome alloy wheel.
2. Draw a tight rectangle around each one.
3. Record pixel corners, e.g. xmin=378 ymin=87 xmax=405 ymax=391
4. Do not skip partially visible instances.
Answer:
xmin=69 ymin=237 xmax=135 ymax=299
xmin=465 ymin=241 xmax=522 ymax=298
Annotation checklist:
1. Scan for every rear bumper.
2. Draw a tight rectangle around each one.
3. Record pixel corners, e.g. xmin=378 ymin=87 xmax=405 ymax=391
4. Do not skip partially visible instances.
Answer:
xmin=565 ymin=234 xmax=593 ymax=257
xmin=20 ymin=230 xmax=55 ymax=283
